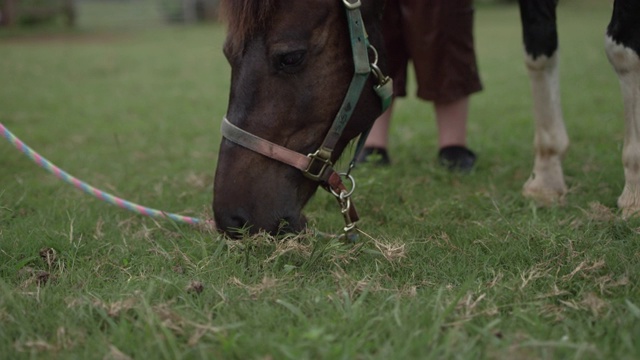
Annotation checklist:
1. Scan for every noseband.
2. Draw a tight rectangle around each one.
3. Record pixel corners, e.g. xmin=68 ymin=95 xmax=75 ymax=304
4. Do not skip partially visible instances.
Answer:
xmin=220 ymin=0 xmax=393 ymax=240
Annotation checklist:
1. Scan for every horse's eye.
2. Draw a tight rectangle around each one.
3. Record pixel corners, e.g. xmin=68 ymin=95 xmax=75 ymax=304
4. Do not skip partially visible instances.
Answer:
xmin=276 ymin=50 xmax=306 ymax=72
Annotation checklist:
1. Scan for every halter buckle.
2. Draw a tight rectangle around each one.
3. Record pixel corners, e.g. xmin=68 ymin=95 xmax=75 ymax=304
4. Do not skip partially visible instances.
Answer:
xmin=304 ymin=148 xmax=333 ymax=181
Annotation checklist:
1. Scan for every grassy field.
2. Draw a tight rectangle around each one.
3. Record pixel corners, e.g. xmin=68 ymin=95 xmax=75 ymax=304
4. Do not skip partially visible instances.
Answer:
xmin=1 ymin=1 xmax=639 ymax=359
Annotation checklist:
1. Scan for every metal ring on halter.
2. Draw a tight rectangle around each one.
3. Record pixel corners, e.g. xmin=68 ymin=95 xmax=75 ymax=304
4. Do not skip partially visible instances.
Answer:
xmin=368 ymin=44 xmax=379 ymax=66
xmin=367 ymin=45 xmax=389 ymax=85
xmin=343 ymin=0 xmax=362 ymax=10
xmin=330 ymin=173 xmax=356 ymax=198
xmin=370 ymin=63 xmax=386 ymax=83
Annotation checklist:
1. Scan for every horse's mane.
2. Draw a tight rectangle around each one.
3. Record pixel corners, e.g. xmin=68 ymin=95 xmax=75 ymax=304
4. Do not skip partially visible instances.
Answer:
xmin=220 ymin=0 xmax=277 ymax=56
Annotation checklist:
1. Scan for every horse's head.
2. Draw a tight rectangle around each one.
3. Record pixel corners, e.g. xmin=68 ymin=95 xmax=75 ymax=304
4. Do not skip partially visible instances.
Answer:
xmin=213 ymin=0 xmax=388 ymax=237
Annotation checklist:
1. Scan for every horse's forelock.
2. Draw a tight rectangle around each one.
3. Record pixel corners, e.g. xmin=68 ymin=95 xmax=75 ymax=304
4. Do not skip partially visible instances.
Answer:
xmin=221 ymin=0 xmax=277 ymax=56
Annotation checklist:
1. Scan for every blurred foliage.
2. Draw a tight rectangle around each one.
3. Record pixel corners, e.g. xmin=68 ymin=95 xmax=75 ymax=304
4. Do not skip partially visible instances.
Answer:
xmin=158 ymin=0 xmax=220 ymax=23
xmin=0 ymin=0 xmax=75 ymax=27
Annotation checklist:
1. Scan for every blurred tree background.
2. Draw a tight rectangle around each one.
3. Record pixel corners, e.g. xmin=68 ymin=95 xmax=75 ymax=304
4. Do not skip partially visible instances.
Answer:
xmin=159 ymin=0 xmax=220 ymax=23
xmin=0 ymin=0 xmax=76 ymax=27
xmin=0 ymin=0 xmax=222 ymax=29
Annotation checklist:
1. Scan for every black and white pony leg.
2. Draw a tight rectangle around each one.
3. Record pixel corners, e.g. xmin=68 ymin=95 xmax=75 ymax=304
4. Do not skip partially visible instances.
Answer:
xmin=518 ymin=0 xmax=569 ymax=205
xmin=522 ymin=52 xmax=569 ymax=205
xmin=606 ymin=0 xmax=640 ymax=217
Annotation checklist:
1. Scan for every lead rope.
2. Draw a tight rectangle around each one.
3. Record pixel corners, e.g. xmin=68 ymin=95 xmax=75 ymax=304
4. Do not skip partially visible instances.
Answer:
xmin=0 ymin=122 xmax=211 ymax=227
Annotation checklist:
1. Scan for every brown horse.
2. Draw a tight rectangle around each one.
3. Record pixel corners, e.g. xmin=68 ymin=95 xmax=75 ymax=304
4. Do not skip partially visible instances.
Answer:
xmin=213 ymin=0 xmax=389 ymax=237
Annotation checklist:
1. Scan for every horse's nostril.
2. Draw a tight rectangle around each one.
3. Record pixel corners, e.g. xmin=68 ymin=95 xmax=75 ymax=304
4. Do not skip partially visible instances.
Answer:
xmin=216 ymin=214 xmax=250 ymax=238
xmin=229 ymin=216 xmax=247 ymax=229
xmin=229 ymin=216 xmax=248 ymax=230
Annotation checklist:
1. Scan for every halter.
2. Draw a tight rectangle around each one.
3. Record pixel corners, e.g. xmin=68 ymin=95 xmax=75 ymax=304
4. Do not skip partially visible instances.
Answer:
xmin=220 ymin=0 xmax=393 ymax=241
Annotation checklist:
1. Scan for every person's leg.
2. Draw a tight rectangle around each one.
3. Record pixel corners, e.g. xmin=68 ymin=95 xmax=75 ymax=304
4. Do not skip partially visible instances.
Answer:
xmin=369 ymin=97 xmax=469 ymax=149
xmin=435 ymin=96 xmax=476 ymax=171
xmin=435 ymin=97 xmax=469 ymax=148
xmin=357 ymin=0 xmax=406 ymax=164
xmin=364 ymin=104 xmax=393 ymax=149
xmin=357 ymin=104 xmax=394 ymax=165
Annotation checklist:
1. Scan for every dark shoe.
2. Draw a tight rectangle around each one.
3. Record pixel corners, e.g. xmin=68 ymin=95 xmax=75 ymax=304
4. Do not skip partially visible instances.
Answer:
xmin=355 ymin=147 xmax=391 ymax=166
xmin=438 ymin=145 xmax=476 ymax=172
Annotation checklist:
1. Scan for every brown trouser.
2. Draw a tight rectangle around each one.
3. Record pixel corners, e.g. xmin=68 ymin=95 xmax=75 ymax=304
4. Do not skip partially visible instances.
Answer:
xmin=383 ymin=0 xmax=483 ymax=103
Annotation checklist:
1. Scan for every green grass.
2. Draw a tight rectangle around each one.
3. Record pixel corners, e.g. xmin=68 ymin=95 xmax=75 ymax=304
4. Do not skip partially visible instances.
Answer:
xmin=1 ymin=1 xmax=639 ymax=359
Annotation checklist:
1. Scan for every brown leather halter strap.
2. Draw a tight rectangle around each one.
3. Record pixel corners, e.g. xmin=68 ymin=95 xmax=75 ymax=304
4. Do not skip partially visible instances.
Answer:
xmin=220 ymin=0 xmax=392 ymax=240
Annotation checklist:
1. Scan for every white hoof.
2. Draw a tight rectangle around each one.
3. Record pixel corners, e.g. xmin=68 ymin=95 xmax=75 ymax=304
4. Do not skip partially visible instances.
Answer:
xmin=522 ymin=172 xmax=567 ymax=206
xmin=618 ymin=187 xmax=640 ymax=218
